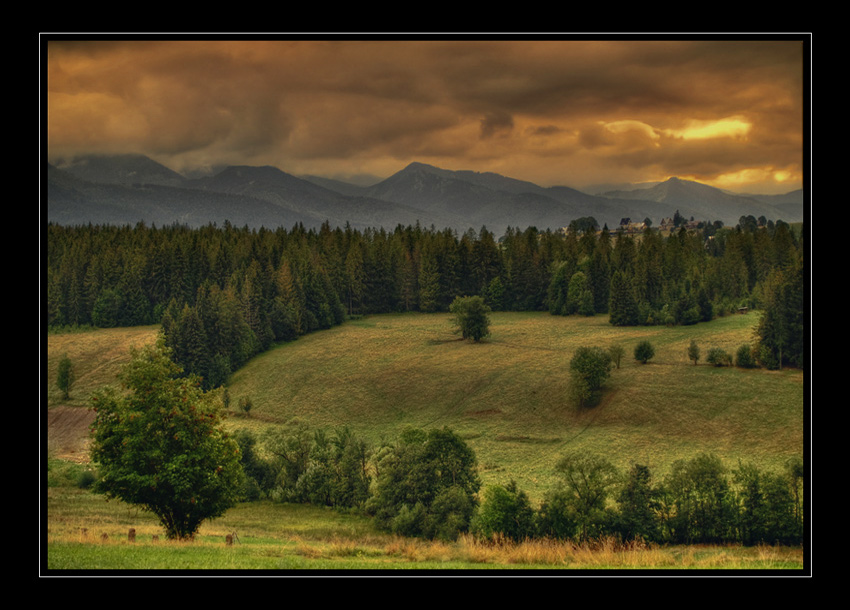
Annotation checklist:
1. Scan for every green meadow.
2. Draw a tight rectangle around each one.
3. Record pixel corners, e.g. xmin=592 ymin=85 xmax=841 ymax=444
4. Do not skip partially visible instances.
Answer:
xmin=225 ymin=311 xmax=803 ymax=502
xmin=45 ymin=311 xmax=805 ymax=570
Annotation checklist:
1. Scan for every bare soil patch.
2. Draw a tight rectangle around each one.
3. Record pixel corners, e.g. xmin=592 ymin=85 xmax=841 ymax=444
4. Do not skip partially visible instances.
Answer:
xmin=47 ymin=405 xmax=95 ymax=463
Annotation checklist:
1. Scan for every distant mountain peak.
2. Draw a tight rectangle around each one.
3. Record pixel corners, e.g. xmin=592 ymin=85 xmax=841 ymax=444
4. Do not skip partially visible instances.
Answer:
xmin=403 ymin=161 xmax=435 ymax=171
xmin=47 ymin=152 xmax=803 ymax=232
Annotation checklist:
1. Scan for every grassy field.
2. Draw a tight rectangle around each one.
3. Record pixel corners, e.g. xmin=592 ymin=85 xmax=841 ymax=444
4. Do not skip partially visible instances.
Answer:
xmin=45 ymin=484 xmax=804 ymax=571
xmin=44 ymin=311 xmax=806 ymax=571
xmin=45 ymin=325 xmax=160 ymax=407
xmin=225 ymin=311 xmax=804 ymax=501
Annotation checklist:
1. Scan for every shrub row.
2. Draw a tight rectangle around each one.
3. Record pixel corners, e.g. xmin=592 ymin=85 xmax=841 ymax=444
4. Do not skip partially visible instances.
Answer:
xmin=234 ymin=423 xmax=803 ymax=546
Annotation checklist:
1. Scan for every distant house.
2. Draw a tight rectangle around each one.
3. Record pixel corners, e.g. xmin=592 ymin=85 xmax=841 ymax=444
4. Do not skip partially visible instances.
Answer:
xmin=617 ymin=218 xmax=647 ymax=234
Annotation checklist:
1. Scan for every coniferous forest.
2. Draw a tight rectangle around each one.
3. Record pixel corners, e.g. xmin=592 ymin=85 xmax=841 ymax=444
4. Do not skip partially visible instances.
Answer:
xmin=47 ymin=216 xmax=804 ymax=391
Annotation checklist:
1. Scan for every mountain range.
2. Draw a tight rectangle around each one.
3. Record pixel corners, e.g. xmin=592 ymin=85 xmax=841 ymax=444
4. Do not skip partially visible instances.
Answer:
xmin=45 ymin=154 xmax=805 ymax=235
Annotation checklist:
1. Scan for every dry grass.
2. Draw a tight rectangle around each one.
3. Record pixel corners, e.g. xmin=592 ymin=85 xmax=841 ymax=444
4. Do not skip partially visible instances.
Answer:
xmin=456 ymin=535 xmax=677 ymax=568
xmin=46 ymin=488 xmax=804 ymax=571
xmin=45 ymin=325 xmax=159 ymax=406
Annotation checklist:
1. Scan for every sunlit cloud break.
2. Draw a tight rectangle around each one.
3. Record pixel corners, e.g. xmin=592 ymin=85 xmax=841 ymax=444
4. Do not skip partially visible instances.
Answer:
xmin=666 ymin=116 xmax=752 ymax=141
xmin=45 ymin=38 xmax=805 ymax=195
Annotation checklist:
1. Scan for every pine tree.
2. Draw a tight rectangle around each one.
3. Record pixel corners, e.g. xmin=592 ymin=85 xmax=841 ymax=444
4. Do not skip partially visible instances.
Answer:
xmin=418 ymin=248 xmax=442 ymax=313
xmin=756 ymin=260 xmax=804 ymax=369
xmin=547 ymin=261 xmax=572 ymax=315
xmin=609 ymin=271 xmax=638 ymax=326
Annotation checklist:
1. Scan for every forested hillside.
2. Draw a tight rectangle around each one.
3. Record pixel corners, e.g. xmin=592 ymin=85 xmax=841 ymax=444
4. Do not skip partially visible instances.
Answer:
xmin=46 ymin=217 xmax=804 ymax=389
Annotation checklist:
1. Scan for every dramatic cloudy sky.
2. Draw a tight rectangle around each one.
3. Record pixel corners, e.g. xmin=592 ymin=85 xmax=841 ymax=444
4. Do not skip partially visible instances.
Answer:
xmin=44 ymin=37 xmax=807 ymax=194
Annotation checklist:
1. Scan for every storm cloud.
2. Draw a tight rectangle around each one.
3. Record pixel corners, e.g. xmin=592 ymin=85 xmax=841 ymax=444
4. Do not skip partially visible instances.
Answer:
xmin=45 ymin=37 xmax=807 ymax=194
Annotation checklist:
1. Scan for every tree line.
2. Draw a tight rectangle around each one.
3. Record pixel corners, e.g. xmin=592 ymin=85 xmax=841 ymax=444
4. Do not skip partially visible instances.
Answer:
xmin=47 ymin=215 xmax=805 ymax=387
xmin=237 ymin=421 xmax=804 ymax=546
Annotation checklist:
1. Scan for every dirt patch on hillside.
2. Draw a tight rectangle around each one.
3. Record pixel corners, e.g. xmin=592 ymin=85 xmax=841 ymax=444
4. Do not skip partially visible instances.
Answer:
xmin=46 ymin=406 xmax=95 ymax=463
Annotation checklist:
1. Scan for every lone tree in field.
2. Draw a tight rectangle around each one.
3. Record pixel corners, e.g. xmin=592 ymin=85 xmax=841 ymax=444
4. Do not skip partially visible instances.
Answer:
xmin=608 ymin=344 xmax=625 ymax=369
xmin=688 ymin=339 xmax=700 ymax=365
xmin=634 ymin=340 xmax=655 ymax=364
xmin=569 ymin=346 xmax=613 ymax=407
xmin=449 ymin=295 xmax=491 ymax=342
xmin=56 ymin=354 xmax=75 ymax=400
xmin=89 ymin=339 xmax=244 ymax=540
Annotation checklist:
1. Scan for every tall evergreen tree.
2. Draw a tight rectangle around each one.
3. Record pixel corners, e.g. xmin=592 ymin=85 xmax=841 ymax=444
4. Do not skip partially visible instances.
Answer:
xmin=547 ymin=260 xmax=572 ymax=316
xmin=609 ymin=271 xmax=639 ymax=326
xmin=756 ymin=259 xmax=804 ymax=369
xmin=418 ymin=246 xmax=442 ymax=313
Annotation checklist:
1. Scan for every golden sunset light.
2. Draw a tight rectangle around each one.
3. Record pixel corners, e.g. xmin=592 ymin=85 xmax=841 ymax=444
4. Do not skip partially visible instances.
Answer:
xmin=667 ymin=116 xmax=752 ymax=141
xmin=43 ymin=35 xmax=810 ymax=574
xmin=44 ymin=36 xmax=807 ymax=195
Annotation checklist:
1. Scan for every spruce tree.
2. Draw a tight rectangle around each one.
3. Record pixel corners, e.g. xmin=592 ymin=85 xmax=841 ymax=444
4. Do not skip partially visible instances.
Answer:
xmin=609 ymin=271 xmax=638 ymax=326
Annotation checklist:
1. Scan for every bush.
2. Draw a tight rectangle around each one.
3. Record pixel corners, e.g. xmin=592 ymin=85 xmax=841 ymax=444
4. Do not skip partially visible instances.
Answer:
xmin=76 ymin=469 xmax=97 ymax=489
xmin=569 ymin=346 xmax=613 ymax=407
xmin=707 ymin=347 xmax=733 ymax=367
xmin=238 ymin=395 xmax=254 ymax=415
xmin=679 ymin=306 xmax=701 ymax=326
xmin=56 ymin=354 xmax=75 ymax=400
xmin=735 ymin=344 xmax=757 ymax=368
xmin=472 ymin=480 xmax=536 ymax=541
xmin=634 ymin=340 xmax=655 ymax=364
xmin=449 ymin=295 xmax=491 ymax=342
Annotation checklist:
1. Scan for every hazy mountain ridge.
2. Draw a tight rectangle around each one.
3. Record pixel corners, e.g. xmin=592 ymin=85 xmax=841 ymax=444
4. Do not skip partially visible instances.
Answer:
xmin=600 ymin=177 xmax=801 ymax=225
xmin=45 ymin=154 xmax=804 ymax=233
xmin=52 ymin=153 xmax=188 ymax=188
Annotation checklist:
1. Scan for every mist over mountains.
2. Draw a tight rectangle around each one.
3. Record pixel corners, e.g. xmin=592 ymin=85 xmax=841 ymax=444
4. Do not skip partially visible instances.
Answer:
xmin=45 ymin=154 xmax=804 ymax=235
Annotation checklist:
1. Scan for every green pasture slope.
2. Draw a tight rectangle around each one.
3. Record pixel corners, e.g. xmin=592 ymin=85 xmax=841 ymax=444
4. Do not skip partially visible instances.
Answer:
xmin=226 ymin=311 xmax=804 ymax=502
xmin=45 ymin=311 xmax=805 ymax=570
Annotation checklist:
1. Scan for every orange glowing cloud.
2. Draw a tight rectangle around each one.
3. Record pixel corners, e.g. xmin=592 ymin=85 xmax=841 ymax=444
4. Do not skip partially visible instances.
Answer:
xmin=43 ymin=37 xmax=807 ymax=195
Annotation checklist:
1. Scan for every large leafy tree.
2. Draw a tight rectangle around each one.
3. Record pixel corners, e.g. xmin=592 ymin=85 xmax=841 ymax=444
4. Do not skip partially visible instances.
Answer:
xmin=734 ymin=462 xmax=799 ymax=546
xmin=367 ymin=427 xmax=480 ymax=540
xmin=662 ymin=453 xmax=735 ymax=544
xmin=544 ymin=452 xmax=619 ymax=542
xmin=472 ymin=480 xmax=536 ymax=542
xmin=89 ymin=339 xmax=244 ymax=540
